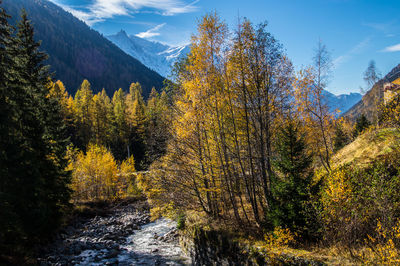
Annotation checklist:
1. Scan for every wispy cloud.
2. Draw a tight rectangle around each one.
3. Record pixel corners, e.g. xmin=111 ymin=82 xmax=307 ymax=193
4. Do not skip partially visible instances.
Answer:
xmin=57 ymin=4 xmax=104 ymax=25
xmin=363 ymin=22 xmax=389 ymax=32
xmin=136 ymin=23 xmax=166 ymax=38
xmin=333 ymin=37 xmax=371 ymax=68
xmin=362 ymin=20 xmax=398 ymax=37
xmin=383 ymin=43 xmax=400 ymax=52
xmin=50 ymin=0 xmax=199 ymax=26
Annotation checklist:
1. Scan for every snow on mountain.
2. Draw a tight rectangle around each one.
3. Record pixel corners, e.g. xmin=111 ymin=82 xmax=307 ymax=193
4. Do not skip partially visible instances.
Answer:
xmin=107 ymin=30 xmax=361 ymax=114
xmin=107 ymin=30 xmax=190 ymax=78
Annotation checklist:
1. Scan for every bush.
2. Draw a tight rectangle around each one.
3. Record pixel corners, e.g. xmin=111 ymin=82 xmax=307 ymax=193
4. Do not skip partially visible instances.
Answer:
xmin=177 ymin=213 xmax=186 ymax=230
xmin=320 ymin=150 xmax=400 ymax=247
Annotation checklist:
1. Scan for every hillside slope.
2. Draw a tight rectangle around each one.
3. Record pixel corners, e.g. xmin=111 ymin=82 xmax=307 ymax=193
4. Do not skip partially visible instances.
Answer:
xmin=344 ymin=64 xmax=400 ymax=121
xmin=332 ymin=128 xmax=400 ymax=167
xmin=2 ymin=0 xmax=165 ymax=97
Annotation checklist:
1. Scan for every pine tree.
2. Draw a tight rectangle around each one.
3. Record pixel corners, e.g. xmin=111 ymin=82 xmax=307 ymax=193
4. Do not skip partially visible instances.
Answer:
xmin=270 ymin=121 xmax=316 ymax=239
xmin=0 ymin=1 xmax=23 ymax=251
xmin=1 ymin=9 xmax=71 ymax=251
xmin=145 ymin=88 xmax=169 ymax=164
xmin=353 ymin=114 xmax=371 ymax=138
xmin=333 ymin=123 xmax=350 ymax=152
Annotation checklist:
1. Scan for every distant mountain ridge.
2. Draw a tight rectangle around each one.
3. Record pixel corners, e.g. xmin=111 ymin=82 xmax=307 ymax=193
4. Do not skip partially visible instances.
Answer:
xmin=2 ymin=0 xmax=165 ymax=97
xmin=344 ymin=64 xmax=400 ymax=121
xmin=322 ymin=90 xmax=362 ymax=115
xmin=107 ymin=30 xmax=190 ymax=78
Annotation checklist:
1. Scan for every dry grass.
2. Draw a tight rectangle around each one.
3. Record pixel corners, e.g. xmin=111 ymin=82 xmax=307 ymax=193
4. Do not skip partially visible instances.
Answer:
xmin=332 ymin=127 xmax=400 ymax=168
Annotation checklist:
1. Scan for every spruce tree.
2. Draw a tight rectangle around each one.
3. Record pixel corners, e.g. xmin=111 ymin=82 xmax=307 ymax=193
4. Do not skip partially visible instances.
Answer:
xmin=353 ymin=114 xmax=371 ymax=138
xmin=1 ymin=9 xmax=71 ymax=251
xmin=0 ymin=1 xmax=23 ymax=252
xmin=333 ymin=123 xmax=349 ymax=152
xmin=270 ymin=121 xmax=316 ymax=239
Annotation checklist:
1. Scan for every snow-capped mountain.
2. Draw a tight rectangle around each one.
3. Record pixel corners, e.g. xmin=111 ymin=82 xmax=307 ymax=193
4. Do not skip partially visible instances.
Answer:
xmin=107 ymin=30 xmax=190 ymax=78
xmin=107 ymin=30 xmax=361 ymax=114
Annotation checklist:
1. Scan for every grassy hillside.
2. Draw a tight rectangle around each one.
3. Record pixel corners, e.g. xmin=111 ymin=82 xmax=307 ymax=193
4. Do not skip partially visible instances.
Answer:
xmin=332 ymin=127 xmax=400 ymax=167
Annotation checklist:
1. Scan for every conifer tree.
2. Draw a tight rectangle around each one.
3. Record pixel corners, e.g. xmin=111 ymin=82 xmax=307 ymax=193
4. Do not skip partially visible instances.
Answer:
xmin=74 ymin=79 xmax=94 ymax=148
xmin=111 ymin=88 xmax=129 ymax=160
xmin=1 ymin=9 xmax=71 ymax=249
xmin=145 ymin=88 xmax=170 ymax=164
xmin=125 ymin=83 xmax=147 ymax=168
xmin=270 ymin=121 xmax=316 ymax=238
xmin=353 ymin=114 xmax=371 ymax=138
xmin=91 ymin=89 xmax=112 ymax=145
xmin=333 ymin=123 xmax=350 ymax=152
xmin=0 ymin=1 xmax=22 ymax=251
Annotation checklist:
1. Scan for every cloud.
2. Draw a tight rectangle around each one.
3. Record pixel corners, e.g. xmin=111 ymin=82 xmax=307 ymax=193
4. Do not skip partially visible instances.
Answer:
xmin=50 ymin=0 xmax=199 ymax=26
xmin=362 ymin=21 xmax=397 ymax=38
xmin=383 ymin=43 xmax=400 ymax=52
xmin=136 ymin=23 xmax=166 ymax=38
xmin=363 ymin=22 xmax=388 ymax=32
xmin=333 ymin=37 xmax=371 ymax=68
xmin=60 ymin=4 xmax=105 ymax=25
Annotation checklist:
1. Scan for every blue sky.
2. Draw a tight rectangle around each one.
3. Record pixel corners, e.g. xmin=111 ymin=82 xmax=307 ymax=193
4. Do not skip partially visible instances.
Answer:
xmin=49 ymin=0 xmax=400 ymax=95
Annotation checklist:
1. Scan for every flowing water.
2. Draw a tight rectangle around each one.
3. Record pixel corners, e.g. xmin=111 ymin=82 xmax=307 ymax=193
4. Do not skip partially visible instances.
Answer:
xmin=117 ymin=218 xmax=191 ymax=265
xmin=37 ymin=202 xmax=191 ymax=265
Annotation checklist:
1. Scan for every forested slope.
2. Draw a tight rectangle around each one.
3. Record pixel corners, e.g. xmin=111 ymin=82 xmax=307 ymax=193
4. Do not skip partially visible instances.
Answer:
xmin=3 ymin=0 xmax=165 ymax=97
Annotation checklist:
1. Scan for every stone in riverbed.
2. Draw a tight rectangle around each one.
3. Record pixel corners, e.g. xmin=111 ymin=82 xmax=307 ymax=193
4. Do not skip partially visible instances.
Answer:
xmin=105 ymin=248 xmax=119 ymax=259
xmin=105 ymin=258 xmax=118 ymax=265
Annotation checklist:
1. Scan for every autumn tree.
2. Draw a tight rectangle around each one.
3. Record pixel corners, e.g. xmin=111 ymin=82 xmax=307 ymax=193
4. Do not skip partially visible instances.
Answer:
xmin=145 ymin=13 xmax=294 ymax=229
xmin=69 ymin=143 xmax=135 ymax=201
xmin=74 ymin=79 xmax=94 ymax=148
xmin=294 ymin=41 xmax=335 ymax=172
xmin=126 ymin=82 xmax=147 ymax=168
xmin=92 ymin=89 xmax=112 ymax=145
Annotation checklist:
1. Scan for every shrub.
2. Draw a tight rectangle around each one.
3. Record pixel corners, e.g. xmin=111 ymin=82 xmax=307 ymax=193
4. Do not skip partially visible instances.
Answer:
xmin=177 ymin=213 xmax=186 ymax=230
xmin=320 ymin=150 xmax=400 ymax=247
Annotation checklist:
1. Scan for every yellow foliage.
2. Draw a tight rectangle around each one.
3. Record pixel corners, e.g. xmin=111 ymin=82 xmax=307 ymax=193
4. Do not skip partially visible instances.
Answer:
xmin=262 ymin=227 xmax=296 ymax=258
xmin=324 ymin=168 xmax=351 ymax=204
xmin=360 ymin=219 xmax=400 ymax=264
xmin=69 ymin=143 xmax=135 ymax=201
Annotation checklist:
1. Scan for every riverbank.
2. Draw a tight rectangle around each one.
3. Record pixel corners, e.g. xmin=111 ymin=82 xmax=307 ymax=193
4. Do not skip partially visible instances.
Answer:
xmin=36 ymin=198 xmax=191 ymax=265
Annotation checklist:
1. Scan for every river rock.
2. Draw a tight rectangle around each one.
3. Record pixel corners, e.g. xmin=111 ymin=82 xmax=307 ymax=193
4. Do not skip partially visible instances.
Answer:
xmin=36 ymin=200 xmax=191 ymax=265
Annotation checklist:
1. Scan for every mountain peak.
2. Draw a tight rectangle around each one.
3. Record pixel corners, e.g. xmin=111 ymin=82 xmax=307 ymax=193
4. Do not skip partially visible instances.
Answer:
xmin=116 ymin=29 xmax=128 ymax=37
xmin=107 ymin=31 xmax=189 ymax=78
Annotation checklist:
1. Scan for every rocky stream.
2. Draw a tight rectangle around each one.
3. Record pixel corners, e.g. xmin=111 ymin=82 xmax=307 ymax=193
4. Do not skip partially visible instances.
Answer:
xmin=37 ymin=200 xmax=191 ymax=265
